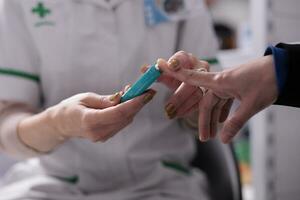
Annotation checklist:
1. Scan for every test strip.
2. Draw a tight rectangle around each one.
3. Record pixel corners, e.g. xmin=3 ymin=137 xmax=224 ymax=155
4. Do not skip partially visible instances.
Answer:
xmin=121 ymin=64 xmax=161 ymax=102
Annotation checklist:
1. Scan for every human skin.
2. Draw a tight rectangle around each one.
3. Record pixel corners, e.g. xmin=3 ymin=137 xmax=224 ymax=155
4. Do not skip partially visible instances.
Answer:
xmin=140 ymin=52 xmax=209 ymax=119
xmin=16 ymin=90 xmax=156 ymax=153
xmin=158 ymin=52 xmax=278 ymax=143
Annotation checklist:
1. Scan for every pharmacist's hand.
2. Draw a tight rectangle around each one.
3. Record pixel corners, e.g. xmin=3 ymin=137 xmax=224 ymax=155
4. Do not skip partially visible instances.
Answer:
xmin=46 ymin=91 xmax=156 ymax=142
xmin=158 ymin=55 xmax=278 ymax=143
xmin=141 ymin=51 xmax=209 ymax=119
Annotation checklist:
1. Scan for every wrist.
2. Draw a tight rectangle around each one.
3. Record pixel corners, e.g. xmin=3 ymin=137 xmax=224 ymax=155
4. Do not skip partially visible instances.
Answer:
xmin=18 ymin=109 xmax=67 ymax=153
xmin=44 ymin=106 xmax=69 ymax=141
xmin=257 ymin=55 xmax=279 ymax=104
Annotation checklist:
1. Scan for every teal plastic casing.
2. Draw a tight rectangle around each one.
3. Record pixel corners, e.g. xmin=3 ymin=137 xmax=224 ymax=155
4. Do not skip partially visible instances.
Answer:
xmin=121 ymin=64 xmax=161 ymax=102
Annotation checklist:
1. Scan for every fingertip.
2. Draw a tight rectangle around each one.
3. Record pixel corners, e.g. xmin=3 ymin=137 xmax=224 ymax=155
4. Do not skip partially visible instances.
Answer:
xmin=157 ymin=58 xmax=168 ymax=69
xmin=142 ymin=89 xmax=157 ymax=104
xmin=157 ymin=58 xmax=167 ymax=64
xmin=144 ymin=88 xmax=157 ymax=97
xmin=109 ymin=92 xmax=121 ymax=104
xmin=199 ymin=132 xmax=209 ymax=142
xmin=164 ymin=102 xmax=177 ymax=120
xmin=140 ymin=64 xmax=150 ymax=74
xmin=168 ymin=58 xmax=181 ymax=71
xmin=199 ymin=135 xmax=208 ymax=142
xmin=122 ymin=84 xmax=131 ymax=93
xmin=170 ymin=51 xmax=195 ymax=70
xmin=122 ymin=89 xmax=157 ymax=106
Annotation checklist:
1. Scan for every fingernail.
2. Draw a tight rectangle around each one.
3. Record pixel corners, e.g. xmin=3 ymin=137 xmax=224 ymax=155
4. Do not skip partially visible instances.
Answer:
xmin=165 ymin=103 xmax=177 ymax=119
xmin=124 ymin=84 xmax=131 ymax=92
xmin=109 ymin=92 xmax=120 ymax=101
xmin=155 ymin=59 xmax=164 ymax=73
xmin=199 ymin=135 xmax=208 ymax=142
xmin=140 ymin=64 xmax=149 ymax=73
xmin=168 ymin=59 xmax=180 ymax=71
xmin=143 ymin=91 xmax=156 ymax=104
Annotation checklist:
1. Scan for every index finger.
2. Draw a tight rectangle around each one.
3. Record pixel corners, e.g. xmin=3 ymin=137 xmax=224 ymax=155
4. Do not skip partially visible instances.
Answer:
xmin=168 ymin=51 xmax=210 ymax=71
xmin=157 ymin=59 xmax=218 ymax=91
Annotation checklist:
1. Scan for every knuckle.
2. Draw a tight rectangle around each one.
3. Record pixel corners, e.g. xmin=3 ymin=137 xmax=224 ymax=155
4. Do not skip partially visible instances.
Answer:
xmin=186 ymin=70 xmax=197 ymax=81
xmin=213 ymin=73 xmax=225 ymax=85
xmin=81 ymin=111 xmax=91 ymax=126
xmin=176 ymin=50 xmax=186 ymax=55
xmin=64 ymin=94 xmax=83 ymax=102
xmin=82 ymin=92 xmax=96 ymax=100
xmin=214 ymin=72 xmax=231 ymax=88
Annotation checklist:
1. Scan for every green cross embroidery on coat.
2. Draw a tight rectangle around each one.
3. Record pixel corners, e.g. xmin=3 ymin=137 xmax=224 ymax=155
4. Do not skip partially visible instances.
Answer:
xmin=32 ymin=2 xmax=51 ymax=18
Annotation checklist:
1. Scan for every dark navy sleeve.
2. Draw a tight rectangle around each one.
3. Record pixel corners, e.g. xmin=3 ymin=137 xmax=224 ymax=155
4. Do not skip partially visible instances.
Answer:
xmin=268 ymin=43 xmax=300 ymax=107
xmin=264 ymin=46 xmax=288 ymax=94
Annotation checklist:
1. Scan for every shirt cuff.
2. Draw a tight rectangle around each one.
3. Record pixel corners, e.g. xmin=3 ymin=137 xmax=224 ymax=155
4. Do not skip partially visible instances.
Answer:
xmin=0 ymin=112 xmax=42 ymax=159
xmin=264 ymin=46 xmax=288 ymax=93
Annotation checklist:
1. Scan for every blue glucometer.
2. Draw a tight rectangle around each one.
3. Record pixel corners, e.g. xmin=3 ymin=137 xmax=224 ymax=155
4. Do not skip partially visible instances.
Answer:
xmin=121 ymin=64 xmax=161 ymax=102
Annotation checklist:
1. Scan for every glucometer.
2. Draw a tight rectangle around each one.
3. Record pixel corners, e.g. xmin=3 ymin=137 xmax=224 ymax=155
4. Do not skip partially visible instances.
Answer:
xmin=121 ymin=64 xmax=161 ymax=102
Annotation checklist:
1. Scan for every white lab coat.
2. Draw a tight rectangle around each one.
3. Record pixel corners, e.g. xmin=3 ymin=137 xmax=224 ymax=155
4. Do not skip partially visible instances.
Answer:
xmin=0 ymin=0 xmax=217 ymax=199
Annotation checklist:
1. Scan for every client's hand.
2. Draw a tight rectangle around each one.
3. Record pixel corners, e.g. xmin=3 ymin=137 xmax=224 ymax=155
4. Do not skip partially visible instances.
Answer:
xmin=141 ymin=51 xmax=209 ymax=119
xmin=158 ymin=54 xmax=278 ymax=143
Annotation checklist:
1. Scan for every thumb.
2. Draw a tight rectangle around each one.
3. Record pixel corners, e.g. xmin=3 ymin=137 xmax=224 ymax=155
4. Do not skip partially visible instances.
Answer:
xmin=157 ymin=59 xmax=220 ymax=91
xmin=220 ymin=103 xmax=253 ymax=143
xmin=81 ymin=92 xmax=121 ymax=109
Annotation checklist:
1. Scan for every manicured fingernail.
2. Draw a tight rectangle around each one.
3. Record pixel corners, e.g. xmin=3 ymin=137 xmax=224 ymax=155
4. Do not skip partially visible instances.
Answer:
xmin=165 ymin=103 xmax=175 ymax=113
xmin=169 ymin=59 xmax=180 ymax=71
xmin=109 ymin=92 xmax=120 ymax=101
xmin=140 ymin=64 xmax=149 ymax=73
xmin=156 ymin=59 xmax=164 ymax=73
xmin=165 ymin=103 xmax=177 ymax=119
xmin=199 ymin=135 xmax=208 ymax=142
xmin=143 ymin=91 xmax=156 ymax=104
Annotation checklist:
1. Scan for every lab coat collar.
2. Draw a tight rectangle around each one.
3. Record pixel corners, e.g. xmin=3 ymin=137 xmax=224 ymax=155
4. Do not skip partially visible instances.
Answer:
xmin=84 ymin=0 xmax=129 ymax=10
